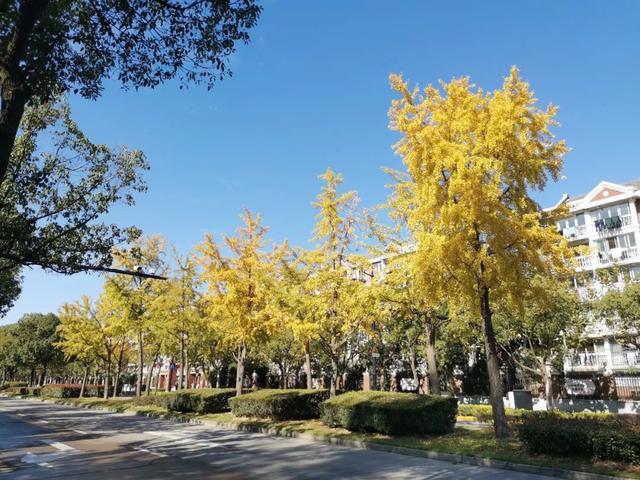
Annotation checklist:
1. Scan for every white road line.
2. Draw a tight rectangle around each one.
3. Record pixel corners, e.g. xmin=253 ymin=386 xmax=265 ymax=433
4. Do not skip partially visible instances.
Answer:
xmin=143 ymin=431 xmax=183 ymax=440
xmin=17 ymin=413 xmax=25 ymax=417
xmin=42 ymin=440 xmax=74 ymax=451
xmin=73 ymin=429 xmax=88 ymax=435
xmin=133 ymin=447 xmax=168 ymax=458
xmin=38 ymin=420 xmax=49 ymax=424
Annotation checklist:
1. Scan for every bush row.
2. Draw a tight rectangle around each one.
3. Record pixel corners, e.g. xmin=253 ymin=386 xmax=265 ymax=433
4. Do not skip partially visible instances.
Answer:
xmin=517 ymin=415 xmax=640 ymax=464
xmin=229 ymin=389 xmax=330 ymax=420
xmin=41 ymin=384 xmax=107 ymax=398
xmin=132 ymin=392 xmax=175 ymax=409
xmin=0 ymin=381 xmax=28 ymax=391
xmin=321 ymin=391 xmax=457 ymax=435
xmin=168 ymin=389 xmax=237 ymax=414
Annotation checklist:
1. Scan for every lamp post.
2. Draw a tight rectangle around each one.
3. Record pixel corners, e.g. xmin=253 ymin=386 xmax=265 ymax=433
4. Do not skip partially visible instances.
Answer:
xmin=371 ymin=347 xmax=380 ymax=391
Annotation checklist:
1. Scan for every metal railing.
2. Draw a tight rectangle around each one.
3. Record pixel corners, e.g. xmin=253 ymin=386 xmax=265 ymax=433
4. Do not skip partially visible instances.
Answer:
xmin=576 ymin=246 xmax=639 ymax=269
xmin=566 ymin=351 xmax=640 ymax=370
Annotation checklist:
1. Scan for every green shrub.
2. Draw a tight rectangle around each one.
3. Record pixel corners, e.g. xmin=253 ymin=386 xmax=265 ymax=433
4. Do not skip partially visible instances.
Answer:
xmin=230 ymin=389 xmax=329 ymax=420
xmin=168 ymin=388 xmax=237 ymax=414
xmin=41 ymin=384 xmax=83 ymax=398
xmin=3 ymin=385 xmax=41 ymax=396
xmin=84 ymin=385 xmax=103 ymax=397
xmin=457 ymin=404 xmax=525 ymax=422
xmin=517 ymin=415 xmax=640 ymax=464
xmin=133 ymin=392 xmax=175 ymax=409
xmin=27 ymin=387 xmax=41 ymax=396
xmin=321 ymin=391 xmax=457 ymax=435
xmin=6 ymin=386 xmax=28 ymax=395
xmin=0 ymin=381 xmax=27 ymax=391
xmin=517 ymin=417 xmax=593 ymax=457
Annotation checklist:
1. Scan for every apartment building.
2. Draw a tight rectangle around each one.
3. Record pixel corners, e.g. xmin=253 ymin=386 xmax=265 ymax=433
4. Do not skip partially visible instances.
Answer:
xmin=554 ymin=180 xmax=640 ymax=398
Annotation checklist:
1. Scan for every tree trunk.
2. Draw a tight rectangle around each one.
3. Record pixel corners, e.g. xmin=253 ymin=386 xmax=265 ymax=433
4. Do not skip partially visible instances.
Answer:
xmin=112 ymin=342 xmax=125 ymax=398
xmin=79 ymin=366 xmax=89 ymax=398
xmin=304 ymin=340 xmax=313 ymax=389
xmin=329 ymin=354 xmax=338 ymax=397
xmin=425 ymin=323 xmax=441 ymax=395
xmin=136 ymin=331 xmax=144 ymax=398
xmin=145 ymin=356 xmax=155 ymax=396
xmin=409 ymin=348 xmax=420 ymax=393
xmin=480 ymin=286 xmax=509 ymax=438
xmin=166 ymin=358 xmax=174 ymax=392
xmin=104 ymin=350 xmax=112 ymax=399
xmin=235 ymin=343 xmax=246 ymax=396
xmin=38 ymin=365 xmax=47 ymax=387
xmin=543 ymin=363 xmax=555 ymax=412
xmin=178 ymin=333 xmax=185 ymax=390
xmin=184 ymin=347 xmax=190 ymax=389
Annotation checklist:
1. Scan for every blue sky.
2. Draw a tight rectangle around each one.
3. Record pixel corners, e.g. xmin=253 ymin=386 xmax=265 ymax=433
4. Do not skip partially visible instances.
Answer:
xmin=3 ymin=0 xmax=640 ymax=325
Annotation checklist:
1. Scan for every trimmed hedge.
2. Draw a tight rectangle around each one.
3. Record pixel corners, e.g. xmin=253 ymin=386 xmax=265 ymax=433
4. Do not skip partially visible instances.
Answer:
xmin=321 ymin=391 xmax=458 ymax=435
xmin=168 ymin=388 xmax=237 ymax=414
xmin=0 ymin=381 xmax=27 ymax=391
xmin=132 ymin=392 xmax=176 ymax=409
xmin=457 ymin=404 xmax=523 ymax=422
xmin=230 ymin=389 xmax=330 ymax=420
xmin=40 ymin=384 xmax=106 ymax=398
xmin=517 ymin=415 xmax=640 ymax=464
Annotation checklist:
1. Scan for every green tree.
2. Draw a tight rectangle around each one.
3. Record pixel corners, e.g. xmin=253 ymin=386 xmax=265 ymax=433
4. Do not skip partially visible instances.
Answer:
xmin=13 ymin=312 xmax=62 ymax=385
xmin=388 ymin=68 xmax=571 ymax=437
xmin=0 ymin=324 xmax=19 ymax=382
xmin=0 ymin=0 xmax=261 ymax=186
xmin=0 ymin=99 xmax=148 ymax=315
xmin=495 ymin=276 xmax=584 ymax=411
xmin=597 ymin=281 xmax=640 ymax=345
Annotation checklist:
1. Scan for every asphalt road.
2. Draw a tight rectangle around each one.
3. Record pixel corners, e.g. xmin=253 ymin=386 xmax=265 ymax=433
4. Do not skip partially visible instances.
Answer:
xmin=0 ymin=397 xmax=554 ymax=479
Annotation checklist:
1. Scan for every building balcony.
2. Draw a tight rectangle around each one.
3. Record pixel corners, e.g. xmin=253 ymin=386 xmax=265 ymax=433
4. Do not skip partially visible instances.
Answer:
xmin=562 ymin=224 xmax=589 ymax=241
xmin=576 ymin=246 xmax=639 ymax=270
xmin=561 ymin=214 xmax=638 ymax=242
xmin=565 ymin=351 xmax=640 ymax=372
xmin=593 ymin=214 xmax=635 ymax=236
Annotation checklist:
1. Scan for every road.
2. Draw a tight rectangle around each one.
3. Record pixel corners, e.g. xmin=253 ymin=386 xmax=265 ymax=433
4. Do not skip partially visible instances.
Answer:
xmin=0 ymin=397 xmax=553 ymax=479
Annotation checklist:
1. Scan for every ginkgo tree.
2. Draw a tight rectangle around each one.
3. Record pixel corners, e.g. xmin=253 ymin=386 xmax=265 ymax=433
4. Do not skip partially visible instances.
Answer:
xmin=107 ymin=235 xmax=167 ymax=397
xmin=274 ymin=246 xmax=321 ymax=389
xmin=151 ymin=249 xmax=203 ymax=390
xmin=388 ymin=67 xmax=572 ymax=437
xmin=375 ymin=255 xmax=448 ymax=394
xmin=197 ymin=210 xmax=275 ymax=396
xmin=306 ymin=168 xmax=373 ymax=397
xmin=57 ymin=294 xmax=126 ymax=398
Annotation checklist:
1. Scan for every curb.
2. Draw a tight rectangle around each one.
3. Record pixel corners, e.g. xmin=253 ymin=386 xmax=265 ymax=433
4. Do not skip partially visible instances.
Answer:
xmin=1 ymin=395 xmax=629 ymax=480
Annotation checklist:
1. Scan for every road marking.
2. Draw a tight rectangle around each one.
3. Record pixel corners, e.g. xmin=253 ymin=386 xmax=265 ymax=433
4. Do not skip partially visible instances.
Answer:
xmin=17 ymin=413 xmax=25 ymax=417
xmin=42 ymin=440 xmax=74 ymax=451
xmin=38 ymin=420 xmax=49 ymax=424
xmin=73 ymin=429 xmax=88 ymax=435
xmin=144 ymin=431 xmax=183 ymax=440
xmin=133 ymin=447 xmax=168 ymax=458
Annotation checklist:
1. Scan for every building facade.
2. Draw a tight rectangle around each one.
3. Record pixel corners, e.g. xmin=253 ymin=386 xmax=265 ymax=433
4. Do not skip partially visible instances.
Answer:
xmin=554 ymin=180 xmax=640 ymax=398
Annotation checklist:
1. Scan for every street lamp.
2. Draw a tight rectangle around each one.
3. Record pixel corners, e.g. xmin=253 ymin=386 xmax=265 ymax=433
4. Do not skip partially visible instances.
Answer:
xmin=371 ymin=347 xmax=380 ymax=391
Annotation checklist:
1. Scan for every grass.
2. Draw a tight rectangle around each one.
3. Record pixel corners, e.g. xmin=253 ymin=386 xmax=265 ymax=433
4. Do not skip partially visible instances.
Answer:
xmin=199 ymin=412 xmax=640 ymax=479
xmin=7 ymin=392 xmax=640 ymax=478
